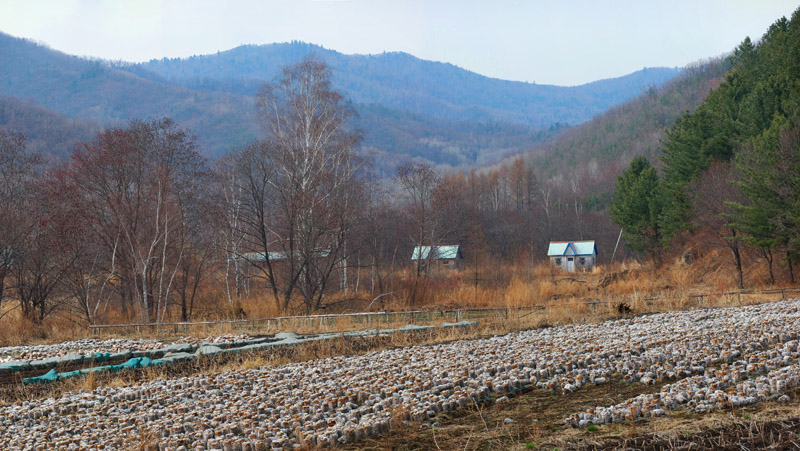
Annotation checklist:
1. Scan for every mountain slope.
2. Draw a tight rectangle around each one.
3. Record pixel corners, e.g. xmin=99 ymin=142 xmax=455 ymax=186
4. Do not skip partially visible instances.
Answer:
xmin=512 ymin=57 xmax=730 ymax=207
xmin=133 ymin=42 xmax=681 ymax=127
xmin=354 ymin=103 xmax=563 ymax=174
xmin=0 ymin=32 xmax=682 ymax=172
xmin=0 ymin=32 xmax=256 ymax=154
xmin=0 ymin=32 xmax=549 ymax=167
xmin=0 ymin=95 xmax=100 ymax=159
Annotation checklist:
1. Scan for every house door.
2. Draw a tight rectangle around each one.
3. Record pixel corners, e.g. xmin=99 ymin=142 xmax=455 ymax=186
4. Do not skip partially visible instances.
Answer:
xmin=566 ymin=257 xmax=575 ymax=272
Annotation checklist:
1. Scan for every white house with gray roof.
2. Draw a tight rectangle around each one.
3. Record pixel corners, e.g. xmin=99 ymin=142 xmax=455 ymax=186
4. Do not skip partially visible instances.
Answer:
xmin=547 ymin=240 xmax=597 ymax=272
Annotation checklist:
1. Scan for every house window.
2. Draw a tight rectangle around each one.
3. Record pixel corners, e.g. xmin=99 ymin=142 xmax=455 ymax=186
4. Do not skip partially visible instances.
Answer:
xmin=579 ymin=257 xmax=585 ymax=265
xmin=568 ymin=257 xmax=574 ymax=262
xmin=555 ymin=258 xmax=562 ymax=266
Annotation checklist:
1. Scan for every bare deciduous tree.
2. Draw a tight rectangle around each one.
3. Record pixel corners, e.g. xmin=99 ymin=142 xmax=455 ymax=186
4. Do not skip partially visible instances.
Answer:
xmin=396 ymin=161 xmax=440 ymax=305
xmin=210 ymin=156 xmax=248 ymax=306
xmin=236 ymin=58 xmax=364 ymax=314
xmin=12 ymin=182 xmax=81 ymax=323
xmin=0 ymin=131 xmax=42 ymax=317
xmin=63 ymin=118 xmax=206 ymax=322
xmin=691 ymin=162 xmax=746 ymax=289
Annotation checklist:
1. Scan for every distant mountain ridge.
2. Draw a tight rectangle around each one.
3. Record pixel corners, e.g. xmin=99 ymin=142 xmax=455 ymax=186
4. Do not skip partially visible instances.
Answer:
xmin=0 ymin=32 xmax=682 ymax=171
xmin=0 ymin=32 xmax=255 ymax=155
xmin=133 ymin=42 xmax=681 ymax=127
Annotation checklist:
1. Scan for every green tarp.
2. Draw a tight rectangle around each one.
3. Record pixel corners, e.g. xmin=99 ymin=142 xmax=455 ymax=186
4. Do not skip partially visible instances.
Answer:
xmin=22 ymin=368 xmax=59 ymax=385
xmin=22 ymin=356 xmax=163 ymax=384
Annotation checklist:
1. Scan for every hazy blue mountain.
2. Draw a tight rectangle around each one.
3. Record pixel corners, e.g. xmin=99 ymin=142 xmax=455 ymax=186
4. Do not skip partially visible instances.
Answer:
xmin=133 ymin=42 xmax=682 ymax=128
xmin=0 ymin=32 xmax=682 ymax=172
xmin=0 ymin=32 xmax=257 ymax=154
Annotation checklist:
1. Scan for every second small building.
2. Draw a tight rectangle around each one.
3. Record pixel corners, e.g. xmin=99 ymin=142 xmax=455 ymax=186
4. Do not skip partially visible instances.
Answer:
xmin=411 ymin=245 xmax=463 ymax=270
xmin=547 ymin=240 xmax=597 ymax=272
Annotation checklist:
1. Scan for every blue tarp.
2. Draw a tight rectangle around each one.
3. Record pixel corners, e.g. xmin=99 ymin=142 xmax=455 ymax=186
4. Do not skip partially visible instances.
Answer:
xmin=22 ymin=368 xmax=59 ymax=385
xmin=22 ymin=356 xmax=164 ymax=384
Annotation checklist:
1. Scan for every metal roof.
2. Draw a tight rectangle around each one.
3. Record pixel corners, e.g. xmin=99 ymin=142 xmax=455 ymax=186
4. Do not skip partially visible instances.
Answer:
xmin=233 ymin=250 xmax=331 ymax=262
xmin=411 ymin=245 xmax=461 ymax=261
xmin=547 ymin=241 xmax=596 ymax=257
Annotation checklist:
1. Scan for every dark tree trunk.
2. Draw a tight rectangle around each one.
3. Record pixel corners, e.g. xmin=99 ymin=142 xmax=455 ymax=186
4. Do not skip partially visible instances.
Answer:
xmin=763 ymin=248 xmax=775 ymax=285
xmin=733 ymin=244 xmax=744 ymax=289
xmin=730 ymin=229 xmax=744 ymax=289
xmin=180 ymin=292 xmax=188 ymax=322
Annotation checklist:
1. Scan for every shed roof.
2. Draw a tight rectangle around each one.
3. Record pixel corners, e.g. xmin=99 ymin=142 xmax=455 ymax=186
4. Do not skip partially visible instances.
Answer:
xmin=547 ymin=240 xmax=596 ymax=257
xmin=411 ymin=245 xmax=461 ymax=261
xmin=233 ymin=250 xmax=331 ymax=262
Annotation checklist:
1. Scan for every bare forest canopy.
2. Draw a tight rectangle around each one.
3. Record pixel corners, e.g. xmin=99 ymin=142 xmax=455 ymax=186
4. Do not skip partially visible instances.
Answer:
xmin=0 ymin=32 xmax=680 ymax=174
xmin=610 ymin=7 xmax=800 ymax=289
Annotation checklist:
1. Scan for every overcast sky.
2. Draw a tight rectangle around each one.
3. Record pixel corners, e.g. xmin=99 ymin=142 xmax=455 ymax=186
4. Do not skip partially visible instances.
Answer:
xmin=0 ymin=0 xmax=797 ymax=86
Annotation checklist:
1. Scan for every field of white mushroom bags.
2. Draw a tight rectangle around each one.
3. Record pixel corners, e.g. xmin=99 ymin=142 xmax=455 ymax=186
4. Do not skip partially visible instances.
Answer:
xmin=2 ymin=300 xmax=800 ymax=450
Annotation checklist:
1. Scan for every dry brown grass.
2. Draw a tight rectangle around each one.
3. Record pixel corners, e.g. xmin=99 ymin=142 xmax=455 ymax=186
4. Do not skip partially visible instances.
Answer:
xmin=0 ymin=310 xmax=90 ymax=347
xmin=1 ymin=243 xmax=796 ymax=347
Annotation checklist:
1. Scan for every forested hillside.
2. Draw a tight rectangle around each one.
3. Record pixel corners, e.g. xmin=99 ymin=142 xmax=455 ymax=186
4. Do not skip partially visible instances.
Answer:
xmin=0 ymin=32 xmax=542 ymax=169
xmin=354 ymin=104 xmax=562 ymax=172
xmin=612 ymin=7 xmax=800 ymax=286
xmin=0 ymin=32 xmax=682 ymax=171
xmin=518 ymin=57 xmax=728 ymax=206
xmin=0 ymin=96 xmax=100 ymax=159
xmin=0 ymin=32 xmax=256 ymax=154
xmin=132 ymin=42 xmax=681 ymax=127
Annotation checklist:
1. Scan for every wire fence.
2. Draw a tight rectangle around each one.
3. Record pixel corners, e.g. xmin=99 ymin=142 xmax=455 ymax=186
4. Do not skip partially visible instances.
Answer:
xmin=88 ymin=307 xmax=524 ymax=335
xmin=88 ymin=287 xmax=800 ymax=336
